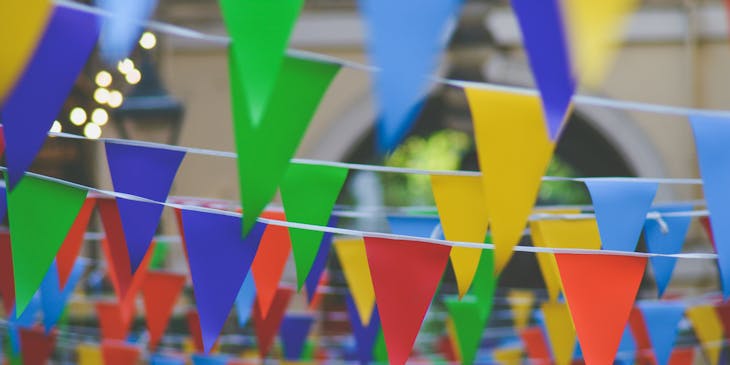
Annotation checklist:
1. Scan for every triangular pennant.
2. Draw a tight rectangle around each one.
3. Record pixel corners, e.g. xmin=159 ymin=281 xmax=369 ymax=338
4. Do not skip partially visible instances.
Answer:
xmin=512 ymin=0 xmax=575 ymax=140
xmin=687 ymin=305 xmax=723 ymax=365
xmin=492 ymin=346 xmax=522 ymax=365
xmin=541 ymin=302 xmax=576 ymax=365
xmin=253 ymin=287 xmax=294 ymax=358
xmin=616 ymin=325 xmax=637 ymax=365
xmin=280 ymin=314 xmax=315 ymax=360
xmin=519 ymin=326 xmax=551 ymax=363
xmin=56 ymin=197 xmax=95 ymax=287
xmin=101 ymin=340 xmax=141 ymax=365
xmin=638 ymin=301 xmax=685 ymax=365
xmin=373 ymin=329 xmax=388 ymax=363
xmin=334 ymin=238 xmax=376 ymax=325
xmin=185 ymin=310 xmax=205 ymax=353
xmin=97 ymin=0 xmax=158 ymax=64
xmin=386 ymin=216 xmax=441 ymax=238
xmin=0 ymin=233 xmax=16 ymax=314
xmin=627 ymin=307 xmax=653 ymax=362
xmin=346 ymin=294 xmax=380 ymax=365
xmin=18 ymin=327 xmax=56 ymax=365
xmin=468 ymin=249 xmax=497 ymax=321
xmin=668 ymin=347 xmax=695 ymax=365
xmin=715 ymin=302 xmax=730 ymax=341
xmin=585 ymin=179 xmax=658 ymax=252
xmin=105 ymin=141 xmax=185 ymax=271
xmin=97 ymin=197 xmax=134 ymax=298
xmin=644 ymin=205 xmax=692 ymax=297
xmin=40 ymin=259 xmax=87 ymax=331
xmin=7 ymin=175 xmax=87 ymax=314
xmin=445 ymin=295 xmax=486 ymax=365
xmin=96 ymin=301 xmax=135 ymax=341
xmin=141 ymin=271 xmax=186 ymax=350
xmin=359 ymin=0 xmax=463 ymax=152
xmin=1 ymin=6 xmax=99 ymax=189
xmin=507 ymin=289 xmax=535 ymax=330
xmin=555 ymin=253 xmax=646 ymax=365
xmin=431 ymin=175 xmax=489 ymax=298
xmin=280 ymin=163 xmax=347 ymax=289
xmin=465 ymin=88 xmax=555 ymax=273
xmin=363 ymin=236 xmax=451 ymax=365
xmin=690 ymin=115 xmax=730 ymax=297
xmin=77 ymin=343 xmax=103 ymax=365
xmin=251 ymin=212 xmax=291 ymax=318
xmin=180 ymin=209 xmax=265 ymax=352
xmin=235 ymin=272 xmax=256 ymax=328
xmin=228 ymin=50 xmax=340 ymax=235
xmin=304 ymin=217 xmax=337 ymax=303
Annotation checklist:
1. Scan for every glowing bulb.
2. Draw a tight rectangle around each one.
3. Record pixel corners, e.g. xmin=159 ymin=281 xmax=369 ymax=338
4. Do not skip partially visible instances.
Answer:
xmin=108 ymin=90 xmax=123 ymax=108
xmin=94 ymin=88 xmax=110 ymax=104
xmin=84 ymin=123 xmax=102 ymax=139
xmin=139 ymin=32 xmax=157 ymax=50
xmin=69 ymin=107 xmax=87 ymax=126
xmin=50 ymin=120 xmax=62 ymax=133
xmin=117 ymin=58 xmax=134 ymax=74
xmin=125 ymin=69 xmax=141 ymax=85
xmin=95 ymin=71 xmax=112 ymax=87
xmin=91 ymin=108 xmax=109 ymax=126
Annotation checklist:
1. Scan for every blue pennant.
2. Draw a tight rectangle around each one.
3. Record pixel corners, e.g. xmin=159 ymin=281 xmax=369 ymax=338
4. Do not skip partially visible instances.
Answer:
xmin=304 ymin=217 xmax=337 ymax=302
xmin=346 ymin=294 xmax=380 ymax=364
xmin=234 ymin=272 xmax=256 ymax=328
xmin=280 ymin=314 xmax=315 ymax=360
xmin=386 ymin=215 xmax=442 ymax=239
xmin=644 ymin=204 xmax=692 ymax=297
xmin=638 ymin=301 xmax=685 ymax=365
xmin=40 ymin=259 xmax=88 ymax=331
xmin=96 ymin=0 xmax=159 ymax=64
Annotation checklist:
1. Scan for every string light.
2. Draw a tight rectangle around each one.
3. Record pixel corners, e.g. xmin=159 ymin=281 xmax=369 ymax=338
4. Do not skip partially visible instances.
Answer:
xmin=108 ymin=90 xmax=123 ymax=108
xmin=69 ymin=107 xmax=87 ymax=126
xmin=50 ymin=121 xmax=62 ymax=133
xmin=125 ymin=69 xmax=141 ymax=84
xmin=83 ymin=123 xmax=102 ymax=139
xmin=91 ymin=108 xmax=109 ymax=126
xmin=139 ymin=31 xmax=157 ymax=50
xmin=93 ymin=88 xmax=110 ymax=104
xmin=94 ymin=71 xmax=112 ymax=87
xmin=117 ymin=58 xmax=134 ymax=75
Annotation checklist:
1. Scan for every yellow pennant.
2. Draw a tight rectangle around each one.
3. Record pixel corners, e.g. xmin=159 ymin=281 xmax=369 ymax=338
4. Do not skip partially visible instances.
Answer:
xmin=507 ymin=289 xmax=535 ymax=330
xmin=0 ymin=0 xmax=53 ymax=103
xmin=334 ymin=237 xmax=376 ymax=325
xmin=687 ymin=305 xmax=723 ymax=365
xmin=465 ymin=88 xmax=555 ymax=273
xmin=541 ymin=302 xmax=576 ymax=365
xmin=530 ymin=215 xmax=601 ymax=301
xmin=77 ymin=343 xmax=103 ymax=365
xmin=445 ymin=318 xmax=461 ymax=362
xmin=431 ymin=175 xmax=489 ymax=297
xmin=492 ymin=346 xmax=522 ymax=365
xmin=563 ymin=0 xmax=638 ymax=87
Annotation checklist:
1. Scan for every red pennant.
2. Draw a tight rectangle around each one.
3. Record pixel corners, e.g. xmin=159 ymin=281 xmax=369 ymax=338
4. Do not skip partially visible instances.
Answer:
xmin=186 ymin=309 xmax=206 ymax=353
xmin=556 ymin=253 xmax=647 ymax=365
xmin=0 ymin=233 xmax=15 ymax=314
xmin=668 ymin=347 xmax=695 ymax=365
xmin=101 ymin=340 xmax=141 ymax=365
xmin=628 ymin=307 xmax=654 ymax=363
xmin=56 ymin=197 xmax=95 ymax=286
xmin=142 ymin=271 xmax=186 ymax=350
xmin=436 ymin=334 xmax=458 ymax=362
xmin=363 ymin=236 xmax=451 ymax=365
xmin=715 ymin=302 xmax=730 ymax=341
xmin=96 ymin=301 xmax=136 ymax=341
xmin=519 ymin=326 xmax=552 ymax=363
xmin=251 ymin=211 xmax=291 ymax=318
xmin=98 ymin=197 xmax=134 ymax=297
xmin=19 ymin=327 xmax=56 ymax=365
xmin=253 ymin=287 xmax=294 ymax=358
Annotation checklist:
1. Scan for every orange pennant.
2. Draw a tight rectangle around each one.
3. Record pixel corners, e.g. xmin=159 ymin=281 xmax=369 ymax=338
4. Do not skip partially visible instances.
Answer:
xmin=627 ymin=307 xmax=653 ymax=363
xmin=668 ymin=347 xmax=695 ymax=365
xmin=56 ymin=197 xmax=95 ymax=286
xmin=101 ymin=340 xmax=141 ymax=365
xmin=555 ymin=253 xmax=646 ymax=365
xmin=253 ymin=287 xmax=294 ymax=358
xmin=252 ymin=211 xmax=292 ymax=318
xmin=96 ymin=301 xmax=135 ymax=341
xmin=142 ymin=271 xmax=187 ymax=350
xmin=364 ymin=236 xmax=451 ymax=365
xmin=19 ymin=326 xmax=56 ymax=365
xmin=186 ymin=310 xmax=206 ymax=353
xmin=519 ymin=326 xmax=551 ymax=363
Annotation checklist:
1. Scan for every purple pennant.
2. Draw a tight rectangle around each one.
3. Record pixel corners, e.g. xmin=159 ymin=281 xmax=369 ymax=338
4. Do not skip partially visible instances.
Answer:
xmin=1 ymin=6 xmax=100 ymax=189
xmin=105 ymin=142 xmax=185 ymax=272
xmin=512 ymin=0 xmax=575 ymax=140
xmin=0 ymin=186 xmax=7 ymax=224
xmin=180 ymin=209 xmax=265 ymax=353
xmin=304 ymin=217 xmax=337 ymax=303
xmin=346 ymin=294 xmax=380 ymax=364
xmin=279 ymin=314 xmax=315 ymax=360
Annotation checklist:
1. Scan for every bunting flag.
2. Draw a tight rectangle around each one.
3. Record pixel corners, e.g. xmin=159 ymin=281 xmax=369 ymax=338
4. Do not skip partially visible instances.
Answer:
xmin=96 ymin=0 xmax=158 ymax=64
xmin=512 ymin=0 xmax=575 ymax=140
xmin=7 ymin=175 xmax=87 ymax=314
xmin=101 ymin=341 xmax=141 ymax=365
xmin=541 ymin=302 xmax=576 ymax=365
xmin=563 ymin=0 xmax=639 ymax=87
xmin=304 ymin=217 xmax=337 ymax=303
xmin=638 ymin=301 xmax=685 ymax=365
xmin=105 ymin=142 xmax=185 ymax=271
xmin=686 ymin=305 xmax=723 ymax=365
xmin=492 ymin=346 xmax=522 ymax=365
xmin=185 ymin=310 xmax=206 ymax=353
xmin=628 ymin=307 xmax=653 ymax=362
xmin=97 ymin=198 xmax=134 ymax=298
xmin=430 ymin=175 xmax=489 ymax=297
xmin=228 ymin=50 xmax=340 ymax=236
xmin=19 ymin=327 xmax=56 ymax=365
xmin=180 ymin=209 xmax=266 ymax=352
xmin=40 ymin=259 xmax=87 ymax=331
xmin=280 ymin=163 xmax=348 ymax=289
xmin=616 ymin=325 xmax=637 ymax=365
xmin=555 ymin=253 xmax=646 ymax=365
xmin=690 ymin=115 xmax=730 ymax=297
xmin=644 ymin=204 xmax=693 ymax=297
xmin=253 ymin=287 xmax=294 ymax=358
xmin=468 ymin=249 xmax=497 ymax=321
xmin=280 ymin=314 xmax=315 ymax=360
xmin=1 ymin=6 xmax=99 ymax=189
xmin=235 ymin=273 xmax=256 ymax=328
xmin=56 ymin=197 xmax=95 ymax=286
xmin=346 ymin=294 xmax=380 ymax=365
xmin=465 ymin=88 xmax=554 ymax=273
xmin=386 ymin=215 xmax=442 ymax=238
xmin=668 ymin=347 xmax=695 ymax=365
xmin=0 ymin=233 xmax=16 ymax=314
xmin=584 ymin=179 xmax=658 ymax=252
xmin=519 ymin=326 xmax=552 ymax=363
xmin=141 ymin=271 xmax=187 ymax=350
xmin=715 ymin=302 xmax=730 ymax=340
xmin=251 ymin=211 xmax=292 ymax=318
xmin=77 ymin=343 xmax=103 ymax=365
xmin=445 ymin=295 xmax=486 ymax=365
xmin=363 ymin=236 xmax=451 ymax=365
xmin=96 ymin=301 xmax=135 ymax=341
xmin=359 ymin=0 xmax=462 ymax=152
xmin=334 ymin=238 xmax=376 ymax=325
xmin=507 ymin=289 xmax=535 ymax=330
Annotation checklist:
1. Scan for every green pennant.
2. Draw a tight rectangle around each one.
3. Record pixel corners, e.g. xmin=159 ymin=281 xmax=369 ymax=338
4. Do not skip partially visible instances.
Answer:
xmin=374 ymin=328 xmax=388 ymax=363
xmin=469 ymin=245 xmax=497 ymax=321
xmin=445 ymin=295 xmax=487 ymax=365
xmin=280 ymin=162 xmax=348 ymax=289
xmin=220 ymin=0 xmax=305 ymax=123
xmin=229 ymin=48 xmax=340 ymax=236
xmin=7 ymin=176 xmax=86 ymax=314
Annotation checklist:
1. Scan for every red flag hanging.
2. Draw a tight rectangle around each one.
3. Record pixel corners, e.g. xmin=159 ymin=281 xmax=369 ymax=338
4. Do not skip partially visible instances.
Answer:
xmin=253 ymin=287 xmax=294 ymax=358
xmin=0 ymin=232 xmax=15 ymax=314
xmin=101 ymin=340 xmax=142 ymax=365
xmin=96 ymin=301 xmax=136 ymax=341
xmin=56 ymin=197 xmax=95 ymax=286
xmin=251 ymin=211 xmax=292 ymax=318
xmin=186 ymin=309 xmax=206 ymax=353
xmin=142 ymin=271 xmax=187 ymax=350
xmin=19 ymin=326 xmax=57 ymax=365
xmin=519 ymin=326 xmax=552 ymax=363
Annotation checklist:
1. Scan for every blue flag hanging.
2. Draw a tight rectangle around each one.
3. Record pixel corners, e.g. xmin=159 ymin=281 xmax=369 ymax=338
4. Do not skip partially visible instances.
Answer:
xmin=304 ymin=217 xmax=337 ymax=303
xmin=234 ymin=272 xmax=256 ymax=328
xmin=96 ymin=0 xmax=159 ymax=64
xmin=386 ymin=215 xmax=442 ymax=239
xmin=638 ymin=301 xmax=685 ymax=365
xmin=40 ymin=259 xmax=88 ymax=331
xmin=644 ymin=204 xmax=692 ymax=297
xmin=280 ymin=314 xmax=315 ymax=360
xmin=346 ymin=294 xmax=380 ymax=364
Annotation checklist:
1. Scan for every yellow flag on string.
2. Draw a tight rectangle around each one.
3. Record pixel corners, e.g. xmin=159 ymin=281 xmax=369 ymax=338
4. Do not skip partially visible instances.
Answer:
xmin=334 ymin=237 xmax=376 ymax=325
xmin=492 ymin=347 xmax=522 ymax=365
xmin=541 ymin=302 xmax=576 ymax=365
xmin=531 ymin=215 xmax=602 ymax=301
xmin=77 ymin=343 xmax=103 ymax=365
xmin=0 ymin=0 xmax=53 ymax=103
xmin=687 ymin=305 xmax=724 ymax=365
xmin=563 ymin=0 xmax=638 ymax=87
xmin=431 ymin=175 xmax=489 ymax=297
xmin=465 ymin=88 xmax=555 ymax=273
xmin=507 ymin=289 xmax=535 ymax=330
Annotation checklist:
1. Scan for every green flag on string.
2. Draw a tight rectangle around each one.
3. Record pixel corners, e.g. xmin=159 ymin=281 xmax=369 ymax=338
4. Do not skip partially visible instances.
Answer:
xmin=374 ymin=328 xmax=388 ymax=363
xmin=470 ymin=239 xmax=497 ymax=320
xmin=445 ymin=295 xmax=488 ymax=365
